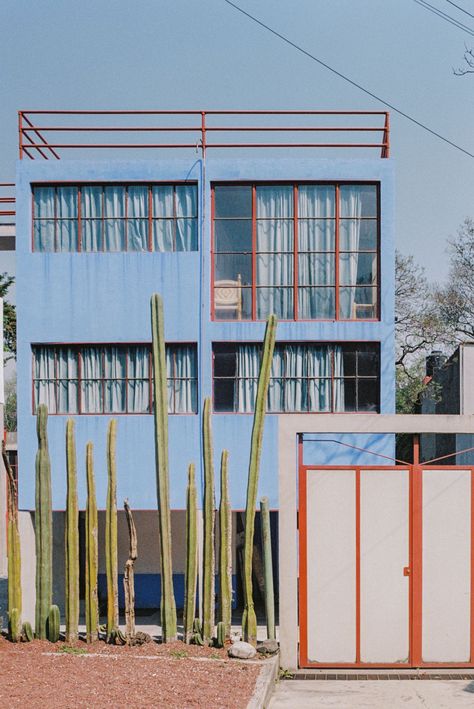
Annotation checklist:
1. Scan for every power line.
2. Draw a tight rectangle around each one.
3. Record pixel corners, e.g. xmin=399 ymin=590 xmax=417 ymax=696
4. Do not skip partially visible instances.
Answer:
xmin=443 ymin=0 xmax=474 ymax=19
xmin=222 ymin=0 xmax=474 ymax=159
xmin=413 ymin=0 xmax=474 ymax=35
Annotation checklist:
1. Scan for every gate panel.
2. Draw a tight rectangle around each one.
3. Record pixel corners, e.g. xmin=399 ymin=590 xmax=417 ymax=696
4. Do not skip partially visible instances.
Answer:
xmin=360 ymin=469 xmax=410 ymax=663
xmin=422 ymin=469 xmax=472 ymax=663
xmin=306 ymin=470 xmax=356 ymax=663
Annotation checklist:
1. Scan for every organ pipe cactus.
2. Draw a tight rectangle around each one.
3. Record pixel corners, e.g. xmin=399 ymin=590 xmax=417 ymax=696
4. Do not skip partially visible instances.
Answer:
xmin=184 ymin=462 xmax=198 ymax=644
xmin=260 ymin=496 xmax=275 ymax=641
xmin=2 ymin=441 xmax=21 ymax=640
xmin=105 ymin=419 xmax=119 ymax=642
xmin=85 ymin=442 xmax=99 ymax=644
xmin=35 ymin=404 xmax=52 ymax=640
xmin=8 ymin=608 xmax=21 ymax=643
xmin=202 ymin=398 xmax=215 ymax=646
xmin=218 ymin=450 xmax=232 ymax=643
xmin=123 ymin=499 xmax=137 ymax=644
xmin=47 ymin=604 xmax=60 ymax=643
xmin=242 ymin=314 xmax=277 ymax=645
xmin=151 ymin=293 xmax=177 ymax=642
xmin=65 ymin=420 xmax=79 ymax=643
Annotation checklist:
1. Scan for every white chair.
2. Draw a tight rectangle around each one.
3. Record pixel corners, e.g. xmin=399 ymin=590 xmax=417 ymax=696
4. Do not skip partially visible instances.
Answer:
xmin=214 ymin=274 xmax=242 ymax=319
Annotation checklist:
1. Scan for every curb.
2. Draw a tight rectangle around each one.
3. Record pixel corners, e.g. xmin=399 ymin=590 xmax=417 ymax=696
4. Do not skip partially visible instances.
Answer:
xmin=247 ymin=654 xmax=279 ymax=709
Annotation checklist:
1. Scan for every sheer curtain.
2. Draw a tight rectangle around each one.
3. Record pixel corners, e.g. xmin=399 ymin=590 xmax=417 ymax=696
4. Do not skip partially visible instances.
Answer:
xmin=256 ymin=186 xmax=294 ymax=319
xmin=128 ymin=346 xmax=150 ymax=412
xmin=339 ymin=187 xmax=362 ymax=318
xmin=81 ymin=347 xmax=102 ymax=412
xmin=235 ymin=345 xmax=260 ymax=413
xmin=298 ymin=186 xmax=335 ymax=319
xmin=81 ymin=187 xmax=102 ymax=251
xmin=104 ymin=186 xmax=126 ymax=251
xmin=167 ymin=345 xmax=197 ymax=413
xmin=127 ymin=186 xmax=147 ymax=251
xmin=34 ymin=347 xmax=78 ymax=413
xmin=175 ymin=185 xmax=197 ymax=251
xmin=152 ymin=186 xmax=174 ymax=251
xmin=57 ymin=187 xmax=78 ymax=251
xmin=104 ymin=347 xmax=126 ymax=412
xmin=34 ymin=187 xmax=55 ymax=251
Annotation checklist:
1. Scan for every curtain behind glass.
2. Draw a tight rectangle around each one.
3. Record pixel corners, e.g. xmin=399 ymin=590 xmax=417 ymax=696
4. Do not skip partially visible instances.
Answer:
xmin=81 ymin=187 xmax=102 ymax=251
xmin=333 ymin=346 xmax=345 ymax=411
xmin=128 ymin=347 xmax=150 ymax=412
xmin=339 ymin=187 xmax=362 ymax=318
xmin=34 ymin=188 xmax=55 ymax=251
xmin=235 ymin=345 xmax=259 ymax=413
xmin=104 ymin=186 xmax=126 ymax=251
xmin=81 ymin=347 xmax=102 ymax=412
xmin=175 ymin=185 xmax=197 ymax=251
xmin=34 ymin=347 xmax=57 ymax=412
xmin=127 ymin=186 xmax=148 ymax=251
xmin=104 ymin=347 xmax=126 ymax=412
xmin=167 ymin=345 xmax=197 ymax=413
xmin=57 ymin=187 xmax=78 ymax=251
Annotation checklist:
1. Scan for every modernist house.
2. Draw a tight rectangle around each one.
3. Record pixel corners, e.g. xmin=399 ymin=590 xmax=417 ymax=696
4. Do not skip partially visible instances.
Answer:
xmin=14 ymin=110 xmax=395 ymax=624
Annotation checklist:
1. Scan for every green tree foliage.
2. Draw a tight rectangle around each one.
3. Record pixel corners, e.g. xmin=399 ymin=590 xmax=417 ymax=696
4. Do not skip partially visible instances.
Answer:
xmin=1 ymin=272 xmax=16 ymax=361
xmin=4 ymin=375 xmax=16 ymax=431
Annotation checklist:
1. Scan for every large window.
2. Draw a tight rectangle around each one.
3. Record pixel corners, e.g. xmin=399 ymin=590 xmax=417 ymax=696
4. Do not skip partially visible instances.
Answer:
xmin=33 ymin=344 xmax=197 ymax=414
xmin=33 ymin=184 xmax=198 ymax=252
xmin=213 ymin=342 xmax=379 ymax=413
xmin=212 ymin=183 xmax=379 ymax=321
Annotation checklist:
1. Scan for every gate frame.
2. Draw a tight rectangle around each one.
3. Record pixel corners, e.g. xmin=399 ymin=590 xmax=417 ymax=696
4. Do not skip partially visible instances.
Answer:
xmin=277 ymin=413 xmax=474 ymax=670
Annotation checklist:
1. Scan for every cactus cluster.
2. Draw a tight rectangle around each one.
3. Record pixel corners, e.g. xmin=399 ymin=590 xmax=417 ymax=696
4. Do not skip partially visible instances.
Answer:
xmin=2 ymin=441 xmax=22 ymax=642
xmin=35 ymin=404 xmax=53 ymax=640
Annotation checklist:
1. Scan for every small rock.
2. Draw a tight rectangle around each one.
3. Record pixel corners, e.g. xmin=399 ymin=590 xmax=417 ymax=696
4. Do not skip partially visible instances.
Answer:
xmin=228 ymin=641 xmax=257 ymax=659
xmin=257 ymin=639 xmax=279 ymax=655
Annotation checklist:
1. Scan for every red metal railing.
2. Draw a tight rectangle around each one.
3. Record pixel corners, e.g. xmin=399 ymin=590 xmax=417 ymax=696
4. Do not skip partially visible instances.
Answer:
xmin=0 ymin=183 xmax=15 ymax=224
xmin=18 ymin=110 xmax=390 ymax=159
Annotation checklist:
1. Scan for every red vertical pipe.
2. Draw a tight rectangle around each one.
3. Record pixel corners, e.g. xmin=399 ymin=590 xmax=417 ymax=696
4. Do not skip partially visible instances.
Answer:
xmin=335 ymin=184 xmax=340 ymax=320
xmin=293 ymin=185 xmax=298 ymax=321
xmin=355 ymin=468 xmax=361 ymax=664
xmin=252 ymin=184 xmax=257 ymax=320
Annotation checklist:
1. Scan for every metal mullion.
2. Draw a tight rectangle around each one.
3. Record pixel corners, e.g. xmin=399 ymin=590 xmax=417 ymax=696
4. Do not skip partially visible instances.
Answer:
xmin=252 ymin=184 xmax=257 ymax=320
xmin=335 ymin=184 xmax=340 ymax=320
xmin=148 ymin=185 xmax=152 ymax=251
xmin=148 ymin=350 xmax=153 ymax=414
xmin=293 ymin=185 xmax=298 ymax=320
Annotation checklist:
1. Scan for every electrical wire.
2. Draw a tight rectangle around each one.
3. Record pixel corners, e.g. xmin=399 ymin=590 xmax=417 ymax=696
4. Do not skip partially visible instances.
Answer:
xmin=443 ymin=0 xmax=474 ymax=19
xmin=222 ymin=0 xmax=474 ymax=159
xmin=413 ymin=0 xmax=474 ymax=35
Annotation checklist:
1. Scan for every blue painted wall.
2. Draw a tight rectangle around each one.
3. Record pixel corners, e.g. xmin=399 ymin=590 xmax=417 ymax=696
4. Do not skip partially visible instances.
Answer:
xmin=16 ymin=157 xmax=395 ymax=511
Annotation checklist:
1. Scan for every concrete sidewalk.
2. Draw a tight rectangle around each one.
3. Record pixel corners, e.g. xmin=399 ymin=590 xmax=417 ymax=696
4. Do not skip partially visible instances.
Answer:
xmin=269 ymin=678 xmax=474 ymax=708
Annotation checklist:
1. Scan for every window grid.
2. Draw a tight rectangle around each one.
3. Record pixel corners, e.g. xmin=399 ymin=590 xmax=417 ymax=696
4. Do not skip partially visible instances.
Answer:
xmin=212 ymin=182 xmax=379 ymax=322
xmin=32 ymin=183 xmax=197 ymax=253
xmin=32 ymin=344 xmax=198 ymax=415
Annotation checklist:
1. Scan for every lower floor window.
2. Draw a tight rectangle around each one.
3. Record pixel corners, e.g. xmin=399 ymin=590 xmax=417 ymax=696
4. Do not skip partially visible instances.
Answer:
xmin=33 ymin=344 xmax=197 ymax=414
xmin=213 ymin=342 xmax=379 ymax=413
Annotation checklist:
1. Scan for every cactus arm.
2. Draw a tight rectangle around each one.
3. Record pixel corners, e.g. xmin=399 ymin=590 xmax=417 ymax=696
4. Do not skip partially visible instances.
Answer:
xmin=184 ymin=462 xmax=198 ymax=644
xmin=202 ymin=397 xmax=215 ymax=646
xmin=151 ymin=293 xmax=177 ymax=642
xmin=106 ymin=419 xmax=119 ymax=642
xmin=242 ymin=315 xmax=277 ymax=645
xmin=85 ymin=442 xmax=99 ymax=643
xmin=65 ymin=419 xmax=79 ymax=643
xmin=2 ymin=441 xmax=21 ymax=623
xmin=260 ymin=496 xmax=275 ymax=641
xmin=34 ymin=405 xmax=53 ymax=640
xmin=218 ymin=450 xmax=232 ymax=641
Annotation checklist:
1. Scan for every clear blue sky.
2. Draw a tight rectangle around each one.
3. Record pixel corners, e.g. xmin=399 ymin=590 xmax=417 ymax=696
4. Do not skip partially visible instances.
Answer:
xmin=1 ymin=0 xmax=473 ymax=283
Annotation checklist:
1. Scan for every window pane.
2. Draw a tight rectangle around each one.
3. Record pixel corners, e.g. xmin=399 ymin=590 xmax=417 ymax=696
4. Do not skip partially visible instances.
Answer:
xmin=176 ymin=185 xmax=197 ymax=217
xmin=339 ymin=253 xmax=377 ymax=286
xmin=104 ymin=219 xmax=126 ymax=251
xmin=256 ymin=186 xmax=293 ymax=218
xmin=34 ymin=187 xmax=55 ymax=219
xmin=214 ymin=287 xmax=252 ymax=320
xmin=81 ymin=186 xmax=102 ymax=218
xmin=298 ymin=287 xmax=335 ymax=319
xmin=257 ymin=254 xmax=294 ymax=286
xmin=298 ymin=254 xmax=334 ymax=286
xmin=34 ymin=220 xmax=55 ymax=252
xmin=153 ymin=220 xmax=174 ymax=251
xmin=126 ymin=186 xmax=147 ymax=218
xmin=257 ymin=287 xmax=293 ymax=319
xmin=256 ymin=220 xmax=293 ymax=252
xmin=298 ymin=219 xmax=335 ymax=252
xmin=214 ymin=219 xmax=252 ymax=253
xmin=214 ymin=378 xmax=236 ymax=411
xmin=358 ymin=379 xmax=379 ymax=411
xmin=152 ymin=186 xmax=174 ymax=217
xmin=357 ymin=348 xmax=379 ymax=376
xmin=340 ymin=185 xmax=377 ymax=218
xmin=340 ymin=219 xmax=377 ymax=251
xmin=214 ymin=253 xmax=252 ymax=284
xmin=341 ymin=378 xmax=356 ymax=412
xmin=214 ymin=185 xmax=252 ymax=218
xmin=104 ymin=381 xmax=126 ymax=413
xmin=128 ymin=380 xmax=150 ymax=412
xmin=127 ymin=219 xmax=149 ymax=251
xmin=342 ymin=349 xmax=356 ymax=376
xmin=213 ymin=348 xmax=237 ymax=377
xmin=339 ymin=287 xmax=377 ymax=319
xmin=57 ymin=187 xmax=78 ymax=218
xmin=82 ymin=220 xmax=102 ymax=251
xmin=57 ymin=221 xmax=78 ymax=252
xmin=298 ymin=185 xmax=335 ymax=218
xmin=176 ymin=219 xmax=197 ymax=251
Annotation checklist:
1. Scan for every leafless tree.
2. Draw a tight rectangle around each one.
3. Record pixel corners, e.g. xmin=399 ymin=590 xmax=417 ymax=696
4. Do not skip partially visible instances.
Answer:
xmin=453 ymin=46 xmax=474 ymax=75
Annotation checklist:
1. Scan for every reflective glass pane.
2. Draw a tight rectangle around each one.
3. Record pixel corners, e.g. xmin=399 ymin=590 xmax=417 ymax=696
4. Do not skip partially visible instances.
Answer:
xmin=357 ymin=348 xmax=379 ymax=376
xmin=298 ymin=219 xmax=335 ymax=252
xmin=214 ymin=253 xmax=252 ymax=284
xmin=341 ymin=379 xmax=356 ymax=411
xmin=339 ymin=253 xmax=377 ymax=286
xmin=340 ymin=185 xmax=377 ymax=218
xmin=340 ymin=219 xmax=377 ymax=251
xmin=214 ymin=219 xmax=252 ymax=252
xmin=214 ymin=287 xmax=251 ymax=320
xmin=214 ymin=186 xmax=252 ymax=218
xmin=214 ymin=378 xmax=236 ymax=411
xmin=357 ymin=379 xmax=379 ymax=411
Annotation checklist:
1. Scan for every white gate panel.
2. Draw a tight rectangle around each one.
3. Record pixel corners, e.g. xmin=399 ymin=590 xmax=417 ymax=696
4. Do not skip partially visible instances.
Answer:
xmin=360 ymin=469 xmax=410 ymax=663
xmin=422 ymin=469 xmax=471 ymax=663
xmin=306 ymin=470 xmax=356 ymax=663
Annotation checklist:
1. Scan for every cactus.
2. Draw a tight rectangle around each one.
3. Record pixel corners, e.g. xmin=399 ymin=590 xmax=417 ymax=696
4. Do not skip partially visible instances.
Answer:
xmin=106 ymin=419 xmax=119 ymax=642
xmin=21 ymin=621 xmax=34 ymax=642
xmin=184 ymin=462 xmax=198 ymax=644
xmin=260 ymin=497 xmax=275 ymax=641
xmin=191 ymin=618 xmax=204 ymax=646
xmin=2 ymin=441 xmax=22 ymax=632
xmin=216 ymin=621 xmax=226 ymax=649
xmin=202 ymin=397 xmax=215 ymax=646
xmin=8 ymin=608 xmax=21 ymax=643
xmin=47 ymin=604 xmax=60 ymax=643
xmin=242 ymin=314 xmax=277 ymax=646
xmin=123 ymin=498 xmax=137 ymax=644
xmin=85 ymin=442 xmax=99 ymax=644
xmin=218 ymin=450 xmax=232 ymax=643
xmin=150 ymin=293 xmax=177 ymax=642
xmin=35 ymin=404 xmax=53 ymax=640
xmin=65 ymin=420 xmax=79 ymax=643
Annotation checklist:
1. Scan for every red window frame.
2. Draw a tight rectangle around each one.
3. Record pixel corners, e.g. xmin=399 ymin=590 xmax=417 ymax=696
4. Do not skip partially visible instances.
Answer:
xmin=31 ymin=343 xmax=198 ymax=415
xmin=211 ymin=181 xmax=380 ymax=322
xmin=31 ymin=182 xmax=198 ymax=253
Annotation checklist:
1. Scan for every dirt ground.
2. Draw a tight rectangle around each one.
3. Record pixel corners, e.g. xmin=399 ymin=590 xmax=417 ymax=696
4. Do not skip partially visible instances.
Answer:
xmin=0 ymin=636 xmax=261 ymax=708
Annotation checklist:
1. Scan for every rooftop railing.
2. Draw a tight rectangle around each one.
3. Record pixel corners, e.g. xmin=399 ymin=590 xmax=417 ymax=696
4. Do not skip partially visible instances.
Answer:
xmin=18 ymin=110 xmax=390 ymax=159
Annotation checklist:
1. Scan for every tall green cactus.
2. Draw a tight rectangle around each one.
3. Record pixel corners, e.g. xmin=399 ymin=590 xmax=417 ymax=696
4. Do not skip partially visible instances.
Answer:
xmin=184 ymin=462 xmax=198 ymax=644
xmin=260 ymin=496 xmax=275 ymax=641
xmin=202 ymin=397 xmax=215 ymax=646
xmin=106 ymin=419 xmax=119 ymax=642
xmin=218 ymin=450 xmax=232 ymax=643
xmin=65 ymin=419 xmax=79 ymax=643
xmin=242 ymin=314 xmax=277 ymax=645
xmin=85 ymin=442 xmax=99 ymax=644
xmin=150 ymin=293 xmax=177 ymax=642
xmin=2 ymin=441 xmax=21 ymax=639
xmin=35 ymin=404 xmax=52 ymax=640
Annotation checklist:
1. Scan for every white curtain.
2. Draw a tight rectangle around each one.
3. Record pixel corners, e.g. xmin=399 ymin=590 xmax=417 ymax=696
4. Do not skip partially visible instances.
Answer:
xmin=34 ymin=347 xmax=78 ymax=413
xmin=57 ymin=187 xmax=78 ymax=251
xmin=333 ymin=347 xmax=345 ymax=412
xmin=104 ymin=186 xmax=126 ymax=251
xmin=256 ymin=186 xmax=293 ymax=319
xmin=339 ymin=186 xmax=362 ymax=318
xmin=127 ymin=186 xmax=147 ymax=251
xmin=128 ymin=346 xmax=150 ymax=412
xmin=166 ymin=345 xmax=197 ymax=413
xmin=81 ymin=347 xmax=102 ymax=413
xmin=235 ymin=345 xmax=260 ymax=413
xmin=298 ymin=186 xmax=335 ymax=319
xmin=152 ymin=185 xmax=197 ymax=251
xmin=104 ymin=347 xmax=126 ymax=412
xmin=152 ymin=185 xmax=174 ymax=251
xmin=81 ymin=187 xmax=102 ymax=251
xmin=175 ymin=185 xmax=197 ymax=251
xmin=34 ymin=187 xmax=55 ymax=251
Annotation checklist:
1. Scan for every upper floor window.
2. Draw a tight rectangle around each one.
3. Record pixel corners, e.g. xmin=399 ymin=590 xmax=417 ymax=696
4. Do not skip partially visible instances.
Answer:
xmin=212 ymin=183 xmax=379 ymax=321
xmin=33 ymin=343 xmax=197 ymax=414
xmin=213 ymin=342 xmax=379 ymax=413
xmin=33 ymin=184 xmax=198 ymax=252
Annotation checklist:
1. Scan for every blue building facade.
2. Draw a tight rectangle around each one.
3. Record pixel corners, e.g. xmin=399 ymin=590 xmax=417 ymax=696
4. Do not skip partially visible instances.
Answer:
xmin=16 ymin=154 xmax=395 ymax=607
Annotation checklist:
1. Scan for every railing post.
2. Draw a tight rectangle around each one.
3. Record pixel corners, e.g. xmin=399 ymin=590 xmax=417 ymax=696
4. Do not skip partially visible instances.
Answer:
xmin=201 ymin=111 xmax=206 ymax=158
xmin=382 ymin=112 xmax=390 ymax=158
xmin=18 ymin=112 xmax=23 ymax=160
